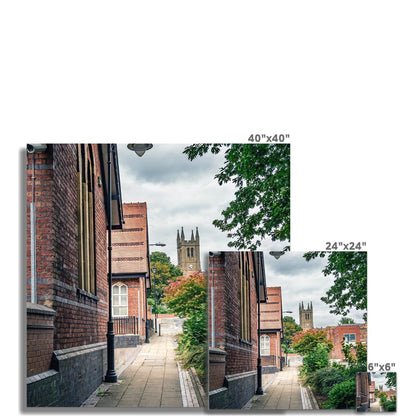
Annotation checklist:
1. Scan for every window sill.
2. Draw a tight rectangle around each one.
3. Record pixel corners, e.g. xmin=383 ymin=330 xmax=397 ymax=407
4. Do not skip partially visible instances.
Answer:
xmin=239 ymin=338 xmax=253 ymax=347
xmin=77 ymin=288 xmax=99 ymax=302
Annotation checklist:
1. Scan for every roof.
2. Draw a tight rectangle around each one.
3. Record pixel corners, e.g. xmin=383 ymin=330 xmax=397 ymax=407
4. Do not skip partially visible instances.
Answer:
xmin=260 ymin=287 xmax=283 ymax=331
xmin=98 ymin=144 xmax=123 ymax=229
xmin=112 ymin=202 xmax=150 ymax=277
xmin=252 ymin=251 xmax=267 ymax=302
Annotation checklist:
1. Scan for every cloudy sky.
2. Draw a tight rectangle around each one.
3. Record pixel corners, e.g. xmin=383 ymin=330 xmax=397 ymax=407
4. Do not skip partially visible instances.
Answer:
xmin=117 ymin=143 xmax=365 ymax=329
xmin=371 ymin=373 xmax=396 ymax=391
xmin=265 ymin=251 xmax=365 ymax=328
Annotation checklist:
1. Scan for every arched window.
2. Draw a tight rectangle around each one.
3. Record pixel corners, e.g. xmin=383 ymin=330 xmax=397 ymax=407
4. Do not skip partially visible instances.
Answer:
xmin=113 ymin=283 xmax=128 ymax=316
xmin=260 ymin=335 xmax=270 ymax=356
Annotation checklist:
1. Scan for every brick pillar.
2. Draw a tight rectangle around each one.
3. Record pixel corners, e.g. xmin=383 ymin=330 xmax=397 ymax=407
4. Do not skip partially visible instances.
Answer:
xmin=26 ymin=302 xmax=55 ymax=376
xmin=209 ymin=348 xmax=227 ymax=390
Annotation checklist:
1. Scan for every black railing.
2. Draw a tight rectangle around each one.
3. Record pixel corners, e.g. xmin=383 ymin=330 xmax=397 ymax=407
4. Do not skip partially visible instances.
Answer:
xmin=261 ymin=355 xmax=277 ymax=366
xmin=114 ymin=316 xmax=139 ymax=335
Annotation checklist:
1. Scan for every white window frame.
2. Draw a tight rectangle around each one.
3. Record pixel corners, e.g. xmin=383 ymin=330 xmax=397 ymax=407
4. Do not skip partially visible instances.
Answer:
xmin=113 ymin=283 xmax=128 ymax=317
xmin=260 ymin=335 xmax=270 ymax=356
xmin=343 ymin=333 xmax=356 ymax=345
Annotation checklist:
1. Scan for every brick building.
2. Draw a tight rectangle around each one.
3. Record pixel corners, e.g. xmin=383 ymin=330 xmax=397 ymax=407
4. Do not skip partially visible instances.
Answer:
xmin=208 ymin=251 xmax=267 ymax=409
xmin=356 ymin=372 xmax=371 ymax=411
xmin=26 ymin=144 xmax=123 ymax=406
xmin=369 ymin=380 xmax=376 ymax=402
xmin=326 ymin=323 xmax=366 ymax=361
xmin=260 ymin=287 xmax=284 ymax=372
xmin=111 ymin=202 xmax=151 ymax=346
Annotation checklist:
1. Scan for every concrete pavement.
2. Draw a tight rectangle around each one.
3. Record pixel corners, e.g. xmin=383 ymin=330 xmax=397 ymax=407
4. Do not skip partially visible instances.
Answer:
xmin=82 ymin=317 xmax=204 ymax=408
xmin=249 ymin=356 xmax=319 ymax=410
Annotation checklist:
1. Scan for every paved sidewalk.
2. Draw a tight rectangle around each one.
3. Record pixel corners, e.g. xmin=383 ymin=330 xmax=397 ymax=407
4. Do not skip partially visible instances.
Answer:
xmin=92 ymin=333 xmax=184 ymax=408
xmin=249 ymin=358 xmax=318 ymax=410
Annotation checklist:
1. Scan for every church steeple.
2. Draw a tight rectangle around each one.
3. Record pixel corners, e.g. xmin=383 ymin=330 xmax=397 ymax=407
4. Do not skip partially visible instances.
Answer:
xmin=177 ymin=227 xmax=201 ymax=275
xmin=299 ymin=301 xmax=314 ymax=330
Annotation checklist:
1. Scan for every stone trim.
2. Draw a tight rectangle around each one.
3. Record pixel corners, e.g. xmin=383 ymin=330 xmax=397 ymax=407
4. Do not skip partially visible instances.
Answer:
xmin=26 ymin=302 xmax=56 ymax=316
xmin=26 ymin=369 xmax=58 ymax=385
xmin=53 ymin=341 xmax=107 ymax=361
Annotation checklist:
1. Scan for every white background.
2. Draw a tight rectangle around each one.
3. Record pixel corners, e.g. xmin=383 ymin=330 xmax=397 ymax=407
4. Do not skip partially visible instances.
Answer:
xmin=2 ymin=1 xmax=415 ymax=414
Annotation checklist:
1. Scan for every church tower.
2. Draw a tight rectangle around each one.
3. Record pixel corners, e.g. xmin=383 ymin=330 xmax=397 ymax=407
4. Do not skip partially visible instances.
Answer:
xmin=299 ymin=301 xmax=314 ymax=330
xmin=177 ymin=227 xmax=201 ymax=275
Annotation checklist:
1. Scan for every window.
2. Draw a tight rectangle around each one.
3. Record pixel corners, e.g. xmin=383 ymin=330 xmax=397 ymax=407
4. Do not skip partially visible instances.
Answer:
xmin=260 ymin=335 xmax=270 ymax=356
xmin=239 ymin=252 xmax=251 ymax=342
xmin=113 ymin=283 xmax=128 ymax=316
xmin=77 ymin=144 xmax=96 ymax=294
xmin=343 ymin=333 xmax=356 ymax=344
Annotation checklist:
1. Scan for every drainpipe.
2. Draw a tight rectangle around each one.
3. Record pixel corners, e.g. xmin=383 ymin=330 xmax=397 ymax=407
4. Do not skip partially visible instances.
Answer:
xmin=27 ymin=144 xmax=47 ymax=304
xmin=209 ymin=252 xmax=221 ymax=348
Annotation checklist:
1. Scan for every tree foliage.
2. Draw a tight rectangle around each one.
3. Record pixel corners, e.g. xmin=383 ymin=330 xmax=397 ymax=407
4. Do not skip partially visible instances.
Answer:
xmin=183 ymin=144 xmax=290 ymax=250
xmin=385 ymin=372 xmax=397 ymax=389
xmin=338 ymin=317 xmax=355 ymax=325
xmin=341 ymin=340 xmax=367 ymax=373
xmin=164 ymin=272 xmax=207 ymax=318
xmin=304 ymin=251 xmax=367 ymax=319
xmin=282 ymin=316 xmax=303 ymax=351
xmin=149 ymin=252 xmax=182 ymax=313
xmin=292 ymin=329 xmax=333 ymax=356
xmin=301 ymin=343 xmax=330 ymax=374
xmin=327 ymin=379 xmax=356 ymax=409
xmin=164 ymin=272 xmax=207 ymax=383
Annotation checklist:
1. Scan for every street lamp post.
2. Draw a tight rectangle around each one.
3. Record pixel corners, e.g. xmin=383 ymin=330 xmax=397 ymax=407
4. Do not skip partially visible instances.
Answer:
xmin=152 ymin=265 xmax=158 ymax=333
xmin=127 ymin=144 xmax=153 ymax=344
xmin=256 ymin=263 xmax=263 ymax=395
xmin=268 ymin=251 xmax=286 ymax=376
xmin=105 ymin=144 xmax=117 ymax=383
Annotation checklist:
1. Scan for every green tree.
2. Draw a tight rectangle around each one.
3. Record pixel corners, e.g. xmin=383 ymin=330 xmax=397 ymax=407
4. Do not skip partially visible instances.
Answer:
xmin=338 ymin=317 xmax=355 ymax=325
xmin=386 ymin=372 xmax=397 ymax=389
xmin=282 ymin=316 xmax=303 ymax=351
xmin=378 ymin=392 xmax=388 ymax=403
xmin=304 ymin=251 xmax=367 ymax=320
xmin=149 ymin=252 xmax=182 ymax=313
xmin=302 ymin=343 xmax=330 ymax=374
xmin=292 ymin=329 xmax=333 ymax=356
xmin=164 ymin=272 xmax=207 ymax=383
xmin=341 ymin=340 xmax=367 ymax=373
xmin=183 ymin=144 xmax=290 ymax=250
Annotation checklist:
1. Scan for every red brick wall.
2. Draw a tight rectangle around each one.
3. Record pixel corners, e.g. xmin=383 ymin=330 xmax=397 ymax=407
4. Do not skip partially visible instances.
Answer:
xmin=209 ymin=252 xmax=258 ymax=381
xmin=26 ymin=144 xmax=109 ymax=352
xmin=331 ymin=324 xmax=362 ymax=360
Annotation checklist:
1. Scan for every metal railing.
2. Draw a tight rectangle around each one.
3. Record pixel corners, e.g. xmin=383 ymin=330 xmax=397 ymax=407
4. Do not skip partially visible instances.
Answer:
xmin=261 ymin=355 xmax=277 ymax=366
xmin=114 ymin=316 xmax=139 ymax=335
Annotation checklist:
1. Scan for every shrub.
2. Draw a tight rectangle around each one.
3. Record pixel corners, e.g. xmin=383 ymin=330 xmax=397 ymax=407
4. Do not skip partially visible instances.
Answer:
xmin=327 ymin=379 xmax=356 ymax=409
xmin=378 ymin=392 xmax=388 ymax=403
xmin=301 ymin=343 xmax=330 ymax=374
xmin=310 ymin=366 xmax=349 ymax=397
xmin=383 ymin=401 xmax=396 ymax=412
